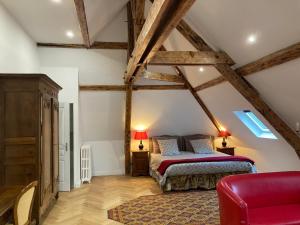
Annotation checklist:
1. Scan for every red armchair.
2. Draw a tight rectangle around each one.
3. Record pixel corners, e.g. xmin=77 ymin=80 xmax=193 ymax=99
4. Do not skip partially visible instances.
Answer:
xmin=217 ymin=171 xmax=300 ymax=225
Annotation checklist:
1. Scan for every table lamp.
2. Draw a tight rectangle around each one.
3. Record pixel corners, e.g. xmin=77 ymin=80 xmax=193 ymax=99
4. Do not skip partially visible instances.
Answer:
xmin=218 ymin=130 xmax=231 ymax=147
xmin=134 ymin=130 xmax=148 ymax=150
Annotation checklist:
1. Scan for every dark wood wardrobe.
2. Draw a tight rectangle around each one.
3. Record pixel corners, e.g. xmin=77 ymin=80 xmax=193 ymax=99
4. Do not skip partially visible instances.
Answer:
xmin=0 ymin=74 xmax=62 ymax=224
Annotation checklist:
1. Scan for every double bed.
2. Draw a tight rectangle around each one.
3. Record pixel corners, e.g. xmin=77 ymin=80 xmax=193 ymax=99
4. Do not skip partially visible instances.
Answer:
xmin=149 ymin=134 xmax=256 ymax=191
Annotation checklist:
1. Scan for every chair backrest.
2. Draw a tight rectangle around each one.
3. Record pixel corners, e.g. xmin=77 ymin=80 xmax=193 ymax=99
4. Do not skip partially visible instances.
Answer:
xmin=14 ymin=181 xmax=38 ymax=225
xmin=221 ymin=171 xmax=300 ymax=208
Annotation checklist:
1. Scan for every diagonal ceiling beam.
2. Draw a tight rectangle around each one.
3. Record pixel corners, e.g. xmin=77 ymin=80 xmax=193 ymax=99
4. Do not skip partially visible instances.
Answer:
xmin=74 ymin=0 xmax=91 ymax=48
xmin=149 ymin=51 xmax=234 ymax=65
xmin=177 ymin=19 xmax=300 ymax=157
xmin=142 ymin=70 xmax=184 ymax=83
xmin=124 ymin=0 xmax=195 ymax=82
xmin=195 ymin=41 xmax=300 ymax=92
xmin=176 ymin=20 xmax=212 ymax=51
xmin=215 ymin=64 xmax=300 ymax=156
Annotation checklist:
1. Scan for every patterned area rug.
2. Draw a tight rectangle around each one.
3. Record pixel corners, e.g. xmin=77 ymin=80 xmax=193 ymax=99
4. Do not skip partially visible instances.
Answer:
xmin=108 ymin=191 xmax=220 ymax=225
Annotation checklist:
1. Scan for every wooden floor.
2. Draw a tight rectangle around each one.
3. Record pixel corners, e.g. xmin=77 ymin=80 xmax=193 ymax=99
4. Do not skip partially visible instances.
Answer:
xmin=43 ymin=176 xmax=161 ymax=225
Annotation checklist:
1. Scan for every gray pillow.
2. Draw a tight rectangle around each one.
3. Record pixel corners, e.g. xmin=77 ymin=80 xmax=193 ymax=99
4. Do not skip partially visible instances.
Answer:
xmin=190 ymin=139 xmax=214 ymax=154
xmin=157 ymin=139 xmax=180 ymax=156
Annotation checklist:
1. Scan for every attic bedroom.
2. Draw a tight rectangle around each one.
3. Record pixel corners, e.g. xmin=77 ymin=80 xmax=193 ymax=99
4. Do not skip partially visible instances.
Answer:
xmin=0 ymin=0 xmax=300 ymax=225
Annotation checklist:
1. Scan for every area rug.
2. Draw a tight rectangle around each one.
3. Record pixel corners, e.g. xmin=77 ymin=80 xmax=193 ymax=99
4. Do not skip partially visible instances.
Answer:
xmin=107 ymin=191 xmax=220 ymax=225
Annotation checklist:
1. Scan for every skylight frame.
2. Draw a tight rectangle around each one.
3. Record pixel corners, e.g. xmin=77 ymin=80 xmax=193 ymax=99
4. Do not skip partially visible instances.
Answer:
xmin=234 ymin=110 xmax=277 ymax=140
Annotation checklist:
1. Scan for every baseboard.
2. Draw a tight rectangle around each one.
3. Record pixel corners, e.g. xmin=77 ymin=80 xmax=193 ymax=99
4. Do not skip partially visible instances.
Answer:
xmin=93 ymin=169 xmax=124 ymax=176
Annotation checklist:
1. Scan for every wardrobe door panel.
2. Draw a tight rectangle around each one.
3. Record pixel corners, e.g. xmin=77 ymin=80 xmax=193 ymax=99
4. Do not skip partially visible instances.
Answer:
xmin=40 ymin=97 xmax=53 ymax=211
xmin=52 ymin=100 xmax=59 ymax=195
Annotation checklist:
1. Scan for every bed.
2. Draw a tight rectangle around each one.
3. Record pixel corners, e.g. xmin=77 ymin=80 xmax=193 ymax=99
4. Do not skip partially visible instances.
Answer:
xmin=149 ymin=134 xmax=256 ymax=191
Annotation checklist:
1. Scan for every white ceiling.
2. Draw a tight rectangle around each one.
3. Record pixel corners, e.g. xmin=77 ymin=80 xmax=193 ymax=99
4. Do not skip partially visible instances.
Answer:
xmin=1 ymin=0 xmax=300 ymax=67
xmin=0 ymin=0 xmax=128 ymax=43
xmin=185 ymin=0 xmax=300 ymax=67
xmin=1 ymin=0 xmax=82 ymax=43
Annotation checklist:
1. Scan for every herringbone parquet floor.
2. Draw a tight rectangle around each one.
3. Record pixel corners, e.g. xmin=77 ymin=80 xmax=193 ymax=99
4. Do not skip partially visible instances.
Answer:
xmin=43 ymin=176 xmax=161 ymax=225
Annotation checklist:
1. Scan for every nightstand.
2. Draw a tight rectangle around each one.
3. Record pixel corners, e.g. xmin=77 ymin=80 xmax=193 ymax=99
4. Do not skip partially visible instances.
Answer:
xmin=131 ymin=150 xmax=149 ymax=176
xmin=217 ymin=147 xmax=235 ymax=156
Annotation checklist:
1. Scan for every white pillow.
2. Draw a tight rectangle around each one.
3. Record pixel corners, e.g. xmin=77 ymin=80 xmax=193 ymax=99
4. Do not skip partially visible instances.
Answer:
xmin=157 ymin=139 xmax=180 ymax=156
xmin=190 ymin=139 xmax=214 ymax=154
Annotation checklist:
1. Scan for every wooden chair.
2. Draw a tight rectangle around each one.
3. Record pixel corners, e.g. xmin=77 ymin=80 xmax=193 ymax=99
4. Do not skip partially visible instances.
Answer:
xmin=7 ymin=181 xmax=38 ymax=225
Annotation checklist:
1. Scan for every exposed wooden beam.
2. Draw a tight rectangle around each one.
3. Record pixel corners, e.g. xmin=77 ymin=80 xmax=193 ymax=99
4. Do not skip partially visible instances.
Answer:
xmin=124 ymin=84 xmax=132 ymax=175
xmin=74 ymin=0 xmax=91 ymax=48
xmin=133 ymin=84 xmax=186 ymax=90
xmin=149 ymin=51 xmax=234 ymax=65
xmin=235 ymin=42 xmax=300 ymax=76
xmin=142 ymin=70 xmax=184 ymax=83
xmin=127 ymin=1 xmax=135 ymax=61
xmin=215 ymin=64 xmax=300 ymax=156
xmin=194 ymin=41 xmax=300 ymax=92
xmin=79 ymin=85 xmax=126 ymax=91
xmin=125 ymin=0 xmax=195 ymax=82
xmin=91 ymin=42 xmax=128 ymax=49
xmin=131 ymin=0 xmax=145 ymax=41
xmin=37 ymin=42 xmax=128 ymax=50
xmin=37 ymin=43 xmax=86 ymax=49
xmin=79 ymin=85 xmax=187 ymax=91
xmin=176 ymin=20 xmax=212 ymax=51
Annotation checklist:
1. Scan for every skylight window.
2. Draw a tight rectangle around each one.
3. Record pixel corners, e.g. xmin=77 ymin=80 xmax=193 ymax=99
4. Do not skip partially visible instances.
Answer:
xmin=234 ymin=110 xmax=277 ymax=139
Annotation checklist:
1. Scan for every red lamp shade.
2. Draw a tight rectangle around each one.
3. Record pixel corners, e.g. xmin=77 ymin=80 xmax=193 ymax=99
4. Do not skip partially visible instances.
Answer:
xmin=218 ymin=130 xmax=231 ymax=138
xmin=134 ymin=131 xmax=148 ymax=140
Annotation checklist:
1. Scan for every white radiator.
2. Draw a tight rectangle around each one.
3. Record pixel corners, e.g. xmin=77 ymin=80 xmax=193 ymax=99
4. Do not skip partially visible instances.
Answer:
xmin=81 ymin=144 xmax=92 ymax=184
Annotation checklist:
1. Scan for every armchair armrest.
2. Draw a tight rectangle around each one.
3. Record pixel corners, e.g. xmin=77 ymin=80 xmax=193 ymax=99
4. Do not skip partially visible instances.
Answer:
xmin=217 ymin=181 xmax=249 ymax=225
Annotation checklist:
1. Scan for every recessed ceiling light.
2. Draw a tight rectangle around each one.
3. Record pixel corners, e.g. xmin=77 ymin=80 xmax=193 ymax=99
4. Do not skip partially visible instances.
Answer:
xmin=51 ymin=0 xmax=62 ymax=3
xmin=247 ymin=34 xmax=257 ymax=44
xmin=66 ymin=30 xmax=74 ymax=38
xmin=199 ymin=67 xmax=204 ymax=72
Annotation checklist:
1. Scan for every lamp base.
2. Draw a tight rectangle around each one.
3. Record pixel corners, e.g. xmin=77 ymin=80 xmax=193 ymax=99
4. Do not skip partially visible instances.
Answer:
xmin=222 ymin=138 xmax=227 ymax=147
xmin=139 ymin=140 xmax=144 ymax=150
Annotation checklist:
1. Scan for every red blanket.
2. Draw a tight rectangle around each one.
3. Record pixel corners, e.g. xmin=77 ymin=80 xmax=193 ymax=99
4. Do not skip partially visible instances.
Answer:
xmin=157 ymin=156 xmax=255 ymax=176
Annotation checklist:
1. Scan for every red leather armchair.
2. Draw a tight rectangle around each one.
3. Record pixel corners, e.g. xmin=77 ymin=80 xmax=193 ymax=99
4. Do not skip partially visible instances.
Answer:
xmin=217 ymin=171 xmax=300 ymax=225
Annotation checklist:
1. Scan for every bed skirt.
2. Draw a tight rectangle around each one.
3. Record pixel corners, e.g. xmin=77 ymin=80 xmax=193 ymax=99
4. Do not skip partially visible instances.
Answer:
xmin=159 ymin=172 xmax=247 ymax=192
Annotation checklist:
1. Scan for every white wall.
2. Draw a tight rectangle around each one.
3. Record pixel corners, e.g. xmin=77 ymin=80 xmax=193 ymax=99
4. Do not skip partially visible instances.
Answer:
xmin=40 ymin=67 xmax=81 ymax=187
xmin=38 ymin=48 xmax=128 ymax=177
xmin=0 ymin=3 xmax=39 ymax=73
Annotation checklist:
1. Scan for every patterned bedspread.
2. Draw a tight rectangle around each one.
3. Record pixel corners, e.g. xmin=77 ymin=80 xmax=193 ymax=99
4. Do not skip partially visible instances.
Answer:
xmin=150 ymin=152 xmax=256 ymax=187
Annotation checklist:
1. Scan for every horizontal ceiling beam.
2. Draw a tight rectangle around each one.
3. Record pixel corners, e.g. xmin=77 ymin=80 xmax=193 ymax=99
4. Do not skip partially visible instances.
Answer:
xmin=125 ymin=0 xmax=195 ymax=82
xmin=194 ymin=41 xmax=300 ymax=92
xmin=79 ymin=84 xmax=187 ymax=91
xmin=142 ymin=70 xmax=184 ymax=83
xmin=74 ymin=0 xmax=91 ymax=48
xmin=91 ymin=42 xmax=128 ymax=49
xmin=37 ymin=42 xmax=128 ymax=50
xmin=149 ymin=51 xmax=235 ymax=65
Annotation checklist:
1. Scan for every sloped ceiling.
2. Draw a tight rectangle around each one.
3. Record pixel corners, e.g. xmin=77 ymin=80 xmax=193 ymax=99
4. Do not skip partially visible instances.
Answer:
xmin=0 ymin=0 xmax=128 ymax=43
xmin=85 ymin=0 xmax=128 ymax=42
xmin=185 ymin=0 xmax=300 ymax=67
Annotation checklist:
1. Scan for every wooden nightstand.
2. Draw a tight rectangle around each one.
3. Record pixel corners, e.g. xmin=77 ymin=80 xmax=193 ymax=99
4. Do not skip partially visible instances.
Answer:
xmin=131 ymin=150 xmax=149 ymax=176
xmin=217 ymin=147 xmax=235 ymax=156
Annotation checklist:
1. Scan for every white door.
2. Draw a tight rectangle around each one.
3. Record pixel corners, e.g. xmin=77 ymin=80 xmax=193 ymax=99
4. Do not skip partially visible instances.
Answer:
xmin=59 ymin=103 xmax=71 ymax=192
